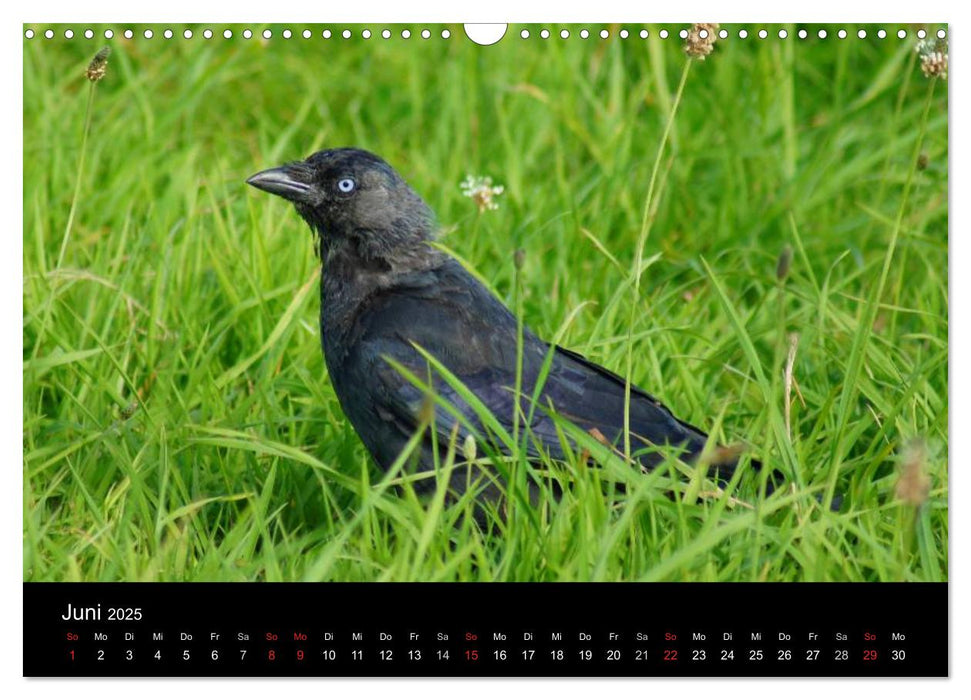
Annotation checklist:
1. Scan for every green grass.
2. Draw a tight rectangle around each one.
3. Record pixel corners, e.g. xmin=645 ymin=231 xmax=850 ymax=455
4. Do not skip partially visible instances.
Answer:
xmin=23 ymin=23 xmax=948 ymax=582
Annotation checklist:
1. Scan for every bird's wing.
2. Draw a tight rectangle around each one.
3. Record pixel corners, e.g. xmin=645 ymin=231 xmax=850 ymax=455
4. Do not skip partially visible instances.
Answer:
xmin=540 ymin=345 xmax=709 ymax=462
xmin=354 ymin=267 xmax=569 ymax=459
xmin=351 ymin=260 xmax=708 ymax=467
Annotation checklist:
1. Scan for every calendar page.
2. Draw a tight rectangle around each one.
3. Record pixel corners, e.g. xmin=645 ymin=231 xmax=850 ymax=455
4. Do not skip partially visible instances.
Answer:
xmin=21 ymin=18 xmax=949 ymax=678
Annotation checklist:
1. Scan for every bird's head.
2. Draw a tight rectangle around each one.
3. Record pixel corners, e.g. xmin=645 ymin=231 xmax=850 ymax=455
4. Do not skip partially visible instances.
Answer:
xmin=247 ymin=148 xmax=435 ymax=263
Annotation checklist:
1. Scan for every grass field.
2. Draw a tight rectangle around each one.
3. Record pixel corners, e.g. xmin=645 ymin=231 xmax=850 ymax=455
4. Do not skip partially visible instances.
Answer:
xmin=23 ymin=24 xmax=948 ymax=582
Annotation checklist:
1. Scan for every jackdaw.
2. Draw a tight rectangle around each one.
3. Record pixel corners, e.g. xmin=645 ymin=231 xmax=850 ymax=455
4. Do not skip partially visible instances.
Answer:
xmin=247 ymin=148 xmax=773 ymax=505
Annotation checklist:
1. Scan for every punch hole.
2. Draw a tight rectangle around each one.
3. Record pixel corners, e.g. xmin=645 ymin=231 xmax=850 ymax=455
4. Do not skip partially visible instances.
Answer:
xmin=323 ymin=30 xmax=332 ymax=39
xmin=421 ymin=29 xmax=430 ymax=39
xmin=144 ymin=29 xmax=153 ymax=39
xmin=520 ymin=29 xmax=529 ymax=39
xmin=898 ymin=29 xmax=907 ymax=38
xmin=877 ymin=29 xmax=886 ymax=39
xmin=64 ymin=29 xmax=74 ymax=39
xmin=818 ymin=29 xmax=827 ymax=38
xmin=540 ymin=29 xmax=550 ymax=39
xmin=262 ymin=29 xmax=271 ymax=39
xmin=837 ymin=29 xmax=847 ymax=39
xmin=798 ymin=29 xmax=807 ymax=39
xmin=619 ymin=29 xmax=628 ymax=39
xmin=242 ymin=29 xmax=252 ymax=39
xmin=778 ymin=29 xmax=787 ymax=39
xmin=24 ymin=29 xmax=34 ymax=39
xmin=184 ymin=29 xmax=193 ymax=39
xmin=363 ymin=29 xmax=373 ymax=39
xmin=163 ymin=29 xmax=172 ymax=39
xmin=679 ymin=29 xmax=688 ymax=39
xmin=223 ymin=29 xmax=232 ymax=39
xmin=600 ymin=29 xmax=608 ymax=39
xmin=758 ymin=29 xmax=768 ymax=39
xmin=641 ymin=29 xmax=650 ymax=39
xmin=857 ymin=29 xmax=866 ymax=38
xmin=124 ymin=29 xmax=133 ymax=39
xmin=580 ymin=29 xmax=589 ymax=39
xmin=659 ymin=29 xmax=668 ymax=38
xmin=441 ymin=29 xmax=451 ymax=39
xmin=342 ymin=29 xmax=352 ymax=39
xmin=402 ymin=29 xmax=411 ymax=39
xmin=203 ymin=29 xmax=212 ymax=39
xmin=937 ymin=29 xmax=946 ymax=38
xmin=381 ymin=29 xmax=390 ymax=39
xmin=464 ymin=24 xmax=507 ymax=46
xmin=85 ymin=29 xmax=94 ymax=39
xmin=282 ymin=29 xmax=292 ymax=39
xmin=561 ymin=29 xmax=570 ymax=39
xmin=738 ymin=29 xmax=747 ymax=39
xmin=104 ymin=29 xmax=113 ymax=39
xmin=718 ymin=29 xmax=727 ymax=39
xmin=917 ymin=29 xmax=926 ymax=39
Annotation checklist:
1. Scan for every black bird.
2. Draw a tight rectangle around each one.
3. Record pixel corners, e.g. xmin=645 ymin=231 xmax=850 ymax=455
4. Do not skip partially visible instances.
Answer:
xmin=247 ymin=148 xmax=768 ymax=503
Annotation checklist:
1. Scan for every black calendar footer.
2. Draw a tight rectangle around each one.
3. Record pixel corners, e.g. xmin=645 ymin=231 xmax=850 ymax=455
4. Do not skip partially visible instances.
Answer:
xmin=23 ymin=582 xmax=947 ymax=677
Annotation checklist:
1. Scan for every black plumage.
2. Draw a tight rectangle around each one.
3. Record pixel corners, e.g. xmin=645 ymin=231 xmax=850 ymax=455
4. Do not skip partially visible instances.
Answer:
xmin=247 ymin=148 xmax=766 ymax=501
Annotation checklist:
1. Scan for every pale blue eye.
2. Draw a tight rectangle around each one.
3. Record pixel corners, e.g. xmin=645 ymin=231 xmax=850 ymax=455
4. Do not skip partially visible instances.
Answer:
xmin=337 ymin=178 xmax=356 ymax=193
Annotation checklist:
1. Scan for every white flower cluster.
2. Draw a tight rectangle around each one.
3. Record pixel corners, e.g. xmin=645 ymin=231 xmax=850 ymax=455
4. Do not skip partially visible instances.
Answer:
xmin=460 ymin=175 xmax=505 ymax=213
xmin=916 ymin=38 xmax=948 ymax=80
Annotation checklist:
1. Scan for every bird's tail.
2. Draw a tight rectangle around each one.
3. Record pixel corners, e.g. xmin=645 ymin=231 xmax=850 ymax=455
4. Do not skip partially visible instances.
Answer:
xmin=701 ymin=446 xmax=782 ymax=493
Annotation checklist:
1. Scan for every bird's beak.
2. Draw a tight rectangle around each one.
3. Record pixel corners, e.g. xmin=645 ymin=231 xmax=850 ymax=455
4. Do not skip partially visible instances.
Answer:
xmin=246 ymin=163 xmax=313 ymax=203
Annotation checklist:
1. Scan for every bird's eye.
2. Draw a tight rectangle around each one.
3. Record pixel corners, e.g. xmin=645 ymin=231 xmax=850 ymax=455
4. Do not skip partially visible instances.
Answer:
xmin=336 ymin=178 xmax=356 ymax=194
